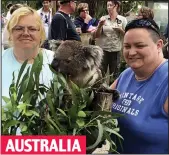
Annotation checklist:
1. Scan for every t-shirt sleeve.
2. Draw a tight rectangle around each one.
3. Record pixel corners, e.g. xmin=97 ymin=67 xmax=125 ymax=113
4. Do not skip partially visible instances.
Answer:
xmin=49 ymin=14 xmax=67 ymax=40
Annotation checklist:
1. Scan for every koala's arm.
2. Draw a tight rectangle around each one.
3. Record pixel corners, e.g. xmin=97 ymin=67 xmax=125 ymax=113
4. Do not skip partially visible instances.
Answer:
xmin=110 ymin=79 xmax=118 ymax=89
xmin=96 ymin=83 xmax=120 ymax=102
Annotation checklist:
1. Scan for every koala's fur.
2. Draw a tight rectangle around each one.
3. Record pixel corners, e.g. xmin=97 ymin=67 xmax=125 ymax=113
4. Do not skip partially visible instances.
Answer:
xmin=51 ymin=40 xmax=103 ymax=87
xmin=51 ymin=40 xmax=119 ymax=104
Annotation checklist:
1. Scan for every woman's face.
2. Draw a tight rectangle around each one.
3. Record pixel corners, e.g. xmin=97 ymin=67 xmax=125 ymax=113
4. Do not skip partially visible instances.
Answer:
xmin=80 ymin=7 xmax=89 ymax=19
xmin=10 ymin=14 xmax=41 ymax=51
xmin=123 ymin=28 xmax=163 ymax=70
xmin=107 ymin=1 xmax=117 ymax=13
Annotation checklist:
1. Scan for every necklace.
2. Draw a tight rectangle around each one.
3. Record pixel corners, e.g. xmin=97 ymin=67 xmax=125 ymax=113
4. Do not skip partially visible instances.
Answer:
xmin=135 ymin=74 xmax=153 ymax=81
xmin=135 ymin=59 xmax=166 ymax=81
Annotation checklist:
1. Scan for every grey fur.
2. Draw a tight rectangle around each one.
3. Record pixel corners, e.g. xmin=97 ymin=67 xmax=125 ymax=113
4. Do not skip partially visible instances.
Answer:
xmin=51 ymin=40 xmax=103 ymax=87
xmin=51 ymin=40 xmax=119 ymax=102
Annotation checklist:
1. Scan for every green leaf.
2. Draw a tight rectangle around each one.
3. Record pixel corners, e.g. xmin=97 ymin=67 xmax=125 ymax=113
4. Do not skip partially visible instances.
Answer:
xmin=25 ymin=111 xmax=33 ymax=116
xmin=78 ymin=111 xmax=86 ymax=117
xmin=46 ymin=92 xmax=55 ymax=116
xmin=68 ymin=104 xmax=78 ymax=120
xmin=70 ymin=81 xmax=80 ymax=94
xmin=73 ymin=128 xmax=77 ymax=135
xmin=2 ymin=96 xmax=11 ymax=104
xmin=76 ymin=119 xmax=85 ymax=127
xmin=57 ymin=73 xmax=67 ymax=87
xmin=22 ymin=92 xmax=31 ymax=102
xmin=46 ymin=114 xmax=62 ymax=133
xmin=20 ymin=124 xmax=28 ymax=132
xmin=9 ymin=86 xmax=17 ymax=104
xmin=17 ymin=68 xmax=30 ymax=101
xmin=17 ymin=103 xmax=26 ymax=110
xmin=86 ymin=120 xmax=104 ymax=150
xmin=29 ymin=110 xmax=40 ymax=117
xmin=2 ymin=108 xmax=7 ymax=121
xmin=104 ymin=126 xmax=124 ymax=140
xmin=57 ymin=108 xmax=68 ymax=117
xmin=49 ymin=64 xmax=58 ymax=74
xmin=3 ymin=120 xmax=20 ymax=133
xmin=16 ymin=59 xmax=28 ymax=87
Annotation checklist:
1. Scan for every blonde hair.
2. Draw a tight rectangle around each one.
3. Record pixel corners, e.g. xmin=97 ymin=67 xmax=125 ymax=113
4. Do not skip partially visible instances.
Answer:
xmin=7 ymin=6 xmax=46 ymax=46
xmin=138 ymin=6 xmax=154 ymax=20
xmin=77 ymin=3 xmax=89 ymax=14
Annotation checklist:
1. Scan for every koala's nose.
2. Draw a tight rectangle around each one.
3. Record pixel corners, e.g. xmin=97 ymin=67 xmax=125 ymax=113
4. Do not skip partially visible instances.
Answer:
xmin=51 ymin=59 xmax=59 ymax=71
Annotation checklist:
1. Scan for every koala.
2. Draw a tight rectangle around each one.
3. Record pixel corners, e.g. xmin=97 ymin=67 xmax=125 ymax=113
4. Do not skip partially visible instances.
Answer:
xmin=51 ymin=40 xmax=103 ymax=87
xmin=51 ymin=40 xmax=119 ymax=106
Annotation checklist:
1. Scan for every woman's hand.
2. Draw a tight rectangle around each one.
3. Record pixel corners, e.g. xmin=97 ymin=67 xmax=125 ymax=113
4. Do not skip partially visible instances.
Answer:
xmin=98 ymin=17 xmax=106 ymax=27
xmin=84 ymin=14 xmax=92 ymax=24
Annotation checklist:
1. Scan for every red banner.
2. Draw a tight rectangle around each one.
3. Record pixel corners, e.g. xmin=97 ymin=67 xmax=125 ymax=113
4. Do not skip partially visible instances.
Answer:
xmin=1 ymin=136 xmax=86 ymax=154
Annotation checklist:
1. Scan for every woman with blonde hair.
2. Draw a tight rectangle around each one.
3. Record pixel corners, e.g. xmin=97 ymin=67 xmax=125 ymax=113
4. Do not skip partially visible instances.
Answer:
xmin=2 ymin=6 xmax=54 ymax=103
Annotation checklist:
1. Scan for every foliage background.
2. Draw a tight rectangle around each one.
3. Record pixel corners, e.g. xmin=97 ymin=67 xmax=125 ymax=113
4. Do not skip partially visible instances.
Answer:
xmin=2 ymin=0 xmax=144 ymax=18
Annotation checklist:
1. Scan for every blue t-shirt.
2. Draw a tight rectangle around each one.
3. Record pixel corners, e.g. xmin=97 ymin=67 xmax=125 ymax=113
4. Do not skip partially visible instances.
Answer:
xmin=112 ymin=60 xmax=168 ymax=154
xmin=2 ymin=48 xmax=54 ymax=106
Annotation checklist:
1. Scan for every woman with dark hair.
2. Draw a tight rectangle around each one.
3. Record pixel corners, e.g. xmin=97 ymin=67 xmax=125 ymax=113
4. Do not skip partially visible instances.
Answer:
xmin=93 ymin=0 xmax=127 ymax=78
xmin=111 ymin=18 xmax=168 ymax=154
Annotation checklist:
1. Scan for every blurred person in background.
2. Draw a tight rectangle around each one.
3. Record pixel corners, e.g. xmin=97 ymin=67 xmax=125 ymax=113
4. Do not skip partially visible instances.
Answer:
xmin=37 ymin=0 xmax=53 ymax=39
xmin=2 ymin=4 xmax=24 ymax=50
xmin=48 ymin=0 xmax=81 ymax=42
xmin=93 ymin=0 xmax=127 ymax=78
xmin=5 ymin=3 xmax=13 ymax=24
xmin=74 ymin=3 xmax=99 ymax=33
xmin=136 ymin=6 xmax=154 ymax=20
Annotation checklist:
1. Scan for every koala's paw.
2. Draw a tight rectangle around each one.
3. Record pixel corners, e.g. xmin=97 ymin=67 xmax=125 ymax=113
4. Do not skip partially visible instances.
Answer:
xmin=95 ymin=84 xmax=120 ymax=102
xmin=111 ymin=89 xmax=120 ymax=102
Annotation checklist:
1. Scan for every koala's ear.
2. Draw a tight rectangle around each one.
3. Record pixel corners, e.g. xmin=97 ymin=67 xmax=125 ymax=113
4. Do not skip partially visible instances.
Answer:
xmin=49 ymin=39 xmax=62 ymax=51
xmin=83 ymin=45 xmax=104 ymax=68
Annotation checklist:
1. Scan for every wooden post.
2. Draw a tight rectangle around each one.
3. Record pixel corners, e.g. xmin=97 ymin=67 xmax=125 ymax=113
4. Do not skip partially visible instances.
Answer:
xmin=80 ymin=33 xmax=92 ymax=45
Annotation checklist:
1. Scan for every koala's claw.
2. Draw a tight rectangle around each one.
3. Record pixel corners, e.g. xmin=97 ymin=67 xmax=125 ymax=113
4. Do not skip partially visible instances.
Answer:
xmin=95 ymin=84 xmax=120 ymax=102
xmin=111 ymin=89 xmax=120 ymax=102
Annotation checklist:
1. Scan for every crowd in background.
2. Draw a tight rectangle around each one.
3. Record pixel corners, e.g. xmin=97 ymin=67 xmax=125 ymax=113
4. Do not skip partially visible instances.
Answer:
xmin=1 ymin=0 xmax=168 ymax=154
xmin=2 ymin=0 xmax=168 ymax=71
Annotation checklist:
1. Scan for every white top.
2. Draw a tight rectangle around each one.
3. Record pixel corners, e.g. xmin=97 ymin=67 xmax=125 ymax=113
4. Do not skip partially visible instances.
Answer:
xmin=37 ymin=8 xmax=52 ymax=39
xmin=2 ymin=48 xmax=54 ymax=135
xmin=2 ymin=48 xmax=54 ymax=104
